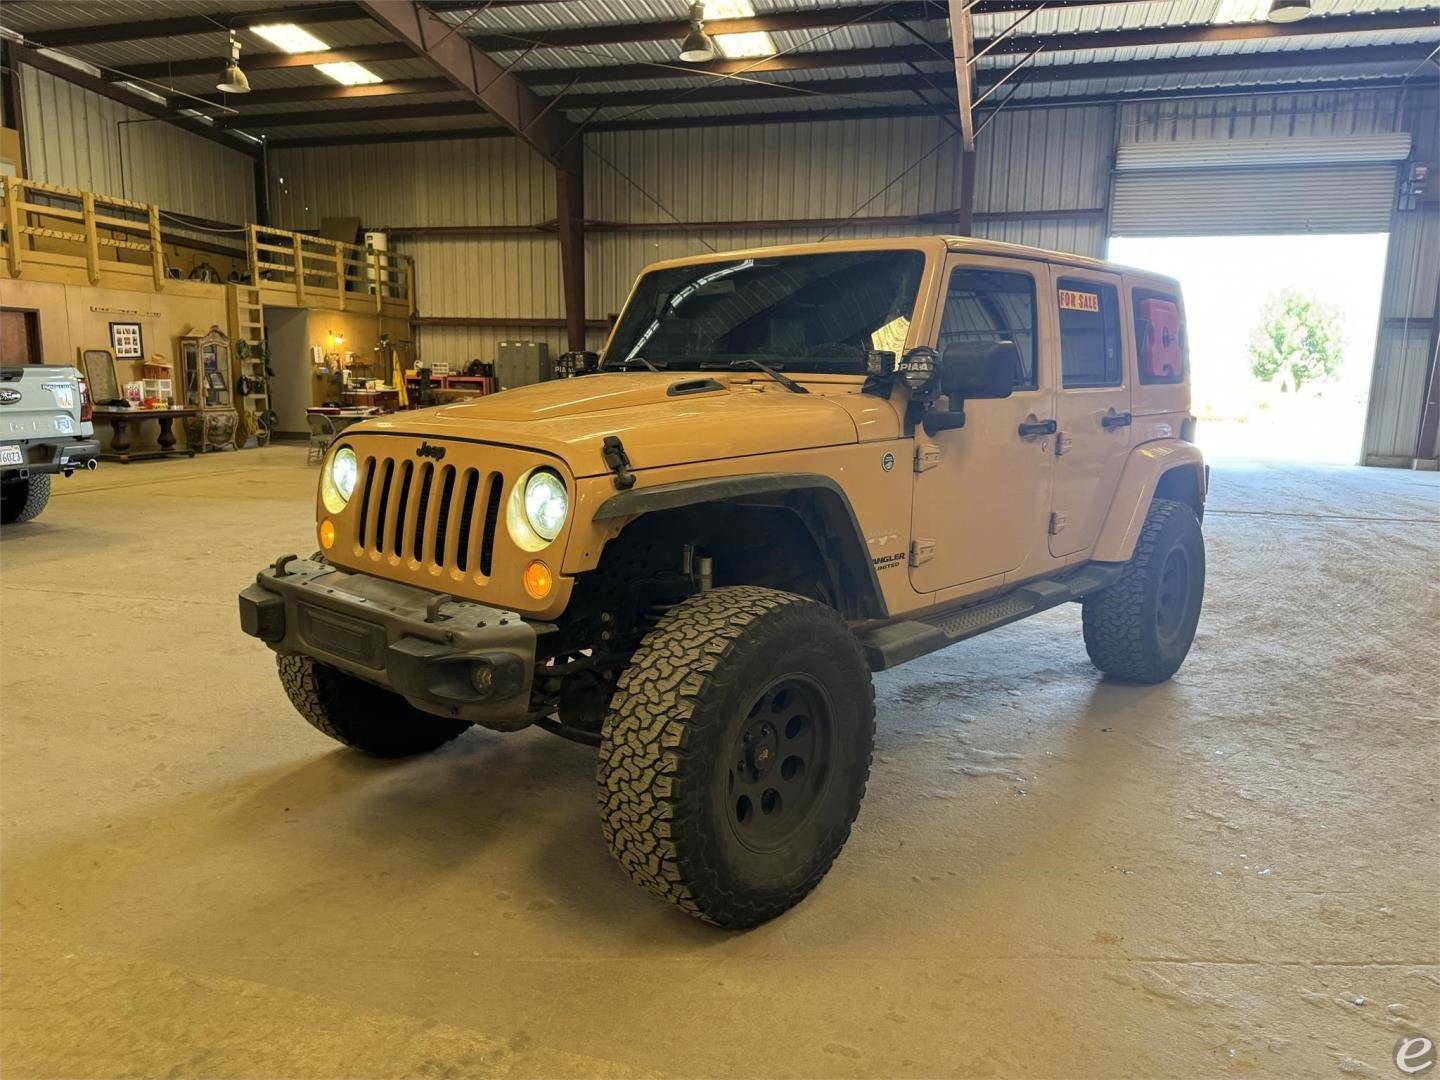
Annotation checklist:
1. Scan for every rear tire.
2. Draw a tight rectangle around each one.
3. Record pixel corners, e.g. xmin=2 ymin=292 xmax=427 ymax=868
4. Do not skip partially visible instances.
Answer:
xmin=598 ymin=586 xmax=875 ymax=928
xmin=1082 ymin=498 xmax=1204 ymax=684
xmin=276 ymin=654 xmax=471 ymax=757
xmin=1 ymin=474 xmax=51 ymax=525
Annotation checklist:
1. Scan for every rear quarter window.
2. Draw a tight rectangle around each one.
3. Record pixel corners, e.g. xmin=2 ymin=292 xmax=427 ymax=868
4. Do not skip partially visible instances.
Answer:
xmin=1133 ymin=288 xmax=1186 ymax=385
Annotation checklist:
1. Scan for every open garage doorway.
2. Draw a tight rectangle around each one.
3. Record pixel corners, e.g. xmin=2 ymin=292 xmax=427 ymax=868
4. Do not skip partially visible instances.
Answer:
xmin=1108 ymin=234 xmax=1389 ymax=464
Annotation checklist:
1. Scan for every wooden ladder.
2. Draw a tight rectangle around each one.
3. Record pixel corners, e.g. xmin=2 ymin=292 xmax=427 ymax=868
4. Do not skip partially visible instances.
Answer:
xmin=227 ymin=283 xmax=271 ymax=447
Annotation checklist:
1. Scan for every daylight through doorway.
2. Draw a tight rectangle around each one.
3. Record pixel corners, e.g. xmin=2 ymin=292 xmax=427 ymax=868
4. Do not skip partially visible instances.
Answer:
xmin=1107 ymin=234 xmax=1390 ymax=465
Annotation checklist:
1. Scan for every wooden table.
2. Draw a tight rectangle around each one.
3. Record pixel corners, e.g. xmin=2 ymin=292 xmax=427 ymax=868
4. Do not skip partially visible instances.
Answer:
xmin=307 ymin=407 xmax=382 ymax=434
xmin=94 ymin=407 xmax=197 ymax=463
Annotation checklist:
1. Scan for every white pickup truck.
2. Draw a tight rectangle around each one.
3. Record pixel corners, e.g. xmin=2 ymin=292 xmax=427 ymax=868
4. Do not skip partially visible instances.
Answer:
xmin=0 ymin=365 xmax=100 ymax=525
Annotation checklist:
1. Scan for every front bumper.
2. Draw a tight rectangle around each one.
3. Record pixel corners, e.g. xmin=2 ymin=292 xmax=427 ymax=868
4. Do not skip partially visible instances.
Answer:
xmin=239 ymin=555 xmax=543 ymax=729
xmin=1 ymin=438 xmax=101 ymax=477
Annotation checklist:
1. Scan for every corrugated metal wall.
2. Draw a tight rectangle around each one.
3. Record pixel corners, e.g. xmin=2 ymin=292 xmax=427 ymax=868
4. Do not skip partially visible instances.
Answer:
xmin=1364 ymin=88 xmax=1439 ymax=466
xmin=269 ymin=137 xmax=566 ymax=363
xmin=18 ymin=65 xmax=255 ymax=223
xmin=266 ymin=109 xmax=1111 ymax=367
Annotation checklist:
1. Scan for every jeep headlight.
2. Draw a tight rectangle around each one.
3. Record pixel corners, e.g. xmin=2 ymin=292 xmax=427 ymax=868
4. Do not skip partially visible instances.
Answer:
xmin=524 ymin=468 xmax=568 ymax=542
xmin=321 ymin=446 xmax=358 ymax=514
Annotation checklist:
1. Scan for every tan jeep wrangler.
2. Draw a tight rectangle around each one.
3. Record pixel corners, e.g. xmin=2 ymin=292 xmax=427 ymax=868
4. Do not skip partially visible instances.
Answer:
xmin=240 ymin=237 xmax=1205 ymax=927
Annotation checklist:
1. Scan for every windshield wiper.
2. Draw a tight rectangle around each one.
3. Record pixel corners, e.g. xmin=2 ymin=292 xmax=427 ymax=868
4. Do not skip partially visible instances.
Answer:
xmin=606 ymin=356 xmax=663 ymax=372
xmin=702 ymin=357 xmax=808 ymax=394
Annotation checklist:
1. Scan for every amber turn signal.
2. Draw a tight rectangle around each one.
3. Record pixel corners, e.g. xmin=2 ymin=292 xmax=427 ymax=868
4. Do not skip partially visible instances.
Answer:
xmin=319 ymin=518 xmax=336 ymax=549
xmin=523 ymin=559 xmax=553 ymax=599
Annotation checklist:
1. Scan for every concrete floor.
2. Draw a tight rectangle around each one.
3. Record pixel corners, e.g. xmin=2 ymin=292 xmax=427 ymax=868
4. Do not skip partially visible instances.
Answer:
xmin=1 ymin=445 xmax=1436 ymax=1079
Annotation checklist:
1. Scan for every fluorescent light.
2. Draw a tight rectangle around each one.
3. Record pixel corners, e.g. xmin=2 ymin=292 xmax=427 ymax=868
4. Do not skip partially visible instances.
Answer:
xmin=250 ymin=23 xmax=329 ymax=53
xmin=712 ymin=30 xmax=773 ymax=58
xmin=314 ymin=62 xmax=383 ymax=86
xmin=703 ymin=0 xmax=775 ymax=59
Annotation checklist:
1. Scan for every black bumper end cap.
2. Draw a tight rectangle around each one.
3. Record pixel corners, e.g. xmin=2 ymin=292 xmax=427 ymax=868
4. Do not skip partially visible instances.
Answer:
xmin=238 ymin=583 xmax=285 ymax=643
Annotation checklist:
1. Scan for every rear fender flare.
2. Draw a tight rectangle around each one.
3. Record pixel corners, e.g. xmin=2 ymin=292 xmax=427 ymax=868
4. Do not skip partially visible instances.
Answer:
xmin=1092 ymin=440 xmax=1206 ymax=563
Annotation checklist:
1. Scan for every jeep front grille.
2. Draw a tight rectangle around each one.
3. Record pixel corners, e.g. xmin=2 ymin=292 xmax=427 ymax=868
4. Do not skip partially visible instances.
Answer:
xmin=351 ymin=452 xmax=503 ymax=578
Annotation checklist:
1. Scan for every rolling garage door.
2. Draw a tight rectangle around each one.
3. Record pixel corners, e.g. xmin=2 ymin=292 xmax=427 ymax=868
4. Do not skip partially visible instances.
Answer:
xmin=1111 ymin=134 xmax=1412 ymax=236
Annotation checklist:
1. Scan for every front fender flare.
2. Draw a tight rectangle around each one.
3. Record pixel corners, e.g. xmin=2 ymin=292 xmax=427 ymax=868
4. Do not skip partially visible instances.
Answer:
xmin=592 ymin=472 xmax=887 ymax=620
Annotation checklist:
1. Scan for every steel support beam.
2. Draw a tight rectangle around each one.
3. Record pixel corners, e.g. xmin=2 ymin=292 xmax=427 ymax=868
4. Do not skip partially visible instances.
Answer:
xmin=118 ymin=44 xmax=417 ymax=83
xmin=555 ymin=161 xmax=586 ymax=352
xmin=217 ymin=100 xmax=480 ymax=129
xmin=13 ymin=45 xmax=261 ymax=159
xmin=357 ymin=0 xmax=579 ymax=171
xmin=179 ymin=77 xmax=452 ymax=111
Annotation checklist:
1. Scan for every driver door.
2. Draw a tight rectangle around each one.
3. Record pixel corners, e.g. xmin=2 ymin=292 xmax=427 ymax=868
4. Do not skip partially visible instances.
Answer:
xmin=909 ymin=255 xmax=1056 ymax=597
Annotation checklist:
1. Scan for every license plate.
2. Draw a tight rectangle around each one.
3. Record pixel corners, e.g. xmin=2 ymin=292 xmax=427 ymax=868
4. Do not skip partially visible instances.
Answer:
xmin=0 ymin=446 xmax=23 ymax=466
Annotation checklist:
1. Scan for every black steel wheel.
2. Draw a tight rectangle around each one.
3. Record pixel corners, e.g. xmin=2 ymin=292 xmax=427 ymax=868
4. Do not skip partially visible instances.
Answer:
xmin=599 ymin=587 xmax=875 ymax=928
xmin=1082 ymin=498 xmax=1205 ymax=684
xmin=726 ymin=676 xmax=834 ymax=851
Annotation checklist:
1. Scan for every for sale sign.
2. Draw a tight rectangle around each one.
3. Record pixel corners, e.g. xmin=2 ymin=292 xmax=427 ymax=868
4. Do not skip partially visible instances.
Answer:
xmin=1059 ymin=289 xmax=1100 ymax=313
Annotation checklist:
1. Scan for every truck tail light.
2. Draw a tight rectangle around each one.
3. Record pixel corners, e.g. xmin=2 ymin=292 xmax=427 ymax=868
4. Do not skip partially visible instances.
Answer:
xmin=78 ymin=377 xmax=93 ymax=422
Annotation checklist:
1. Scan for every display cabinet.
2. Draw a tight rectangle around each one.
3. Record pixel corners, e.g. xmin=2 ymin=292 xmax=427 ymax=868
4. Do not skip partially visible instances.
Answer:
xmin=178 ymin=326 xmax=238 ymax=452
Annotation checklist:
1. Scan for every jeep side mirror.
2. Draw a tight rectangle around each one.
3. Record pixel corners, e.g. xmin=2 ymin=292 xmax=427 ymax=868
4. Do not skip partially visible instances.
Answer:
xmin=940 ymin=340 xmax=1017 ymax=401
xmin=918 ymin=340 xmax=1018 ymax=436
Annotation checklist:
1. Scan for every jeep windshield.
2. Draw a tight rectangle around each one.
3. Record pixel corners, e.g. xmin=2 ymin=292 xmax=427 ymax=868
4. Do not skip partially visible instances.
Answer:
xmin=603 ymin=249 xmax=926 ymax=375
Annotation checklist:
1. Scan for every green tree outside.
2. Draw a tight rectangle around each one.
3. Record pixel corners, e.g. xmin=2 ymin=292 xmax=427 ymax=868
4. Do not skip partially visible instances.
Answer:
xmin=1248 ymin=289 xmax=1345 ymax=392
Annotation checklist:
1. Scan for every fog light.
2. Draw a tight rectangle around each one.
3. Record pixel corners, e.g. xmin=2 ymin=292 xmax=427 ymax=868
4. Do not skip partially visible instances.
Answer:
xmin=319 ymin=518 xmax=336 ymax=549
xmin=470 ymin=661 xmax=496 ymax=698
xmin=523 ymin=559 xmax=553 ymax=599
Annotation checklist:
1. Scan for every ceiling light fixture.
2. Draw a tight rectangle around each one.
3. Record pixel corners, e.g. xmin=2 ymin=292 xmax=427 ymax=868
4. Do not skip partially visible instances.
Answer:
xmin=703 ymin=0 xmax=775 ymax=60
xmin=1266 ymin=0 xmax=1311 ymax=22
xmin=216 ymin=33 xmax=250 ymax=94
xmin=314 ymin=61 xmax=383 ymax=86
xmin=679 ymin=2 xmax=717 ymax=63
xmin=250 ymin=23 xmax=329 ymax=53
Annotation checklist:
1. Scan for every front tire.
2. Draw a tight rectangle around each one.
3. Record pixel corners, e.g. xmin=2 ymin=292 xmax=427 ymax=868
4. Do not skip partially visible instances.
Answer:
xmin=276 ymin=655 xmax=471 ymax=757
xmin=1 ymin=474 xmax=51 ymax=525
xmin=1082 ymin=498 xmax=1205 ymax=684
xmin=598 ymin=586 xmax=875 ymax=928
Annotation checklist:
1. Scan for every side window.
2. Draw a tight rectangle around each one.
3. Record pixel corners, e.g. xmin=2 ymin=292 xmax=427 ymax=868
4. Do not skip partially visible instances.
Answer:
xmin=938 ymin=268 xmax=1038 ymax=390
xmin=1057 ymin=278 xmax=1122 ymax=389
xmin=1133 ymin=288 xmax=1185 ymax=384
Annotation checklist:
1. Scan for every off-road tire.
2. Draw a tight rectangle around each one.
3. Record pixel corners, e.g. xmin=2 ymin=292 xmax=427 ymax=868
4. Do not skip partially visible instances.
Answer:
xmin=1082 ymin=498 xmax=1204 ymax=684
xmin=599 ymin=586 xmax=875 ymax=928
xmin=1 ymin=474 xmax=51 ymax=525
xmin=276 ymin=654 xmax=471 ymax=757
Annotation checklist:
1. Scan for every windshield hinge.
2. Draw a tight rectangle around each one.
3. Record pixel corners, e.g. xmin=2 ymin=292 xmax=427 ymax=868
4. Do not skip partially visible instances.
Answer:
xmin=914 ymin=443 xmax=941 ymax=473
xmin=601 ymin=436 xmax=636 ymax=491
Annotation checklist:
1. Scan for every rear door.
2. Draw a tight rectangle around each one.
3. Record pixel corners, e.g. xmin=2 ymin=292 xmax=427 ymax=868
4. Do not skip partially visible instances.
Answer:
xmin=1048 ymin=268 xmax=1132 ymax=559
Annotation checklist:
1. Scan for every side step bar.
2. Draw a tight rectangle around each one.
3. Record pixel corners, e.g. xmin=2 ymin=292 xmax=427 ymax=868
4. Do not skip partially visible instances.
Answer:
xmin=857 ymin=562 xmax=1126 ymax=671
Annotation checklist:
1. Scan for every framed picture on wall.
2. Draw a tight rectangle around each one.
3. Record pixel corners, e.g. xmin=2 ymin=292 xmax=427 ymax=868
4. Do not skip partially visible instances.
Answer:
xmin=108 ymin=321 xmax=144 ymax=360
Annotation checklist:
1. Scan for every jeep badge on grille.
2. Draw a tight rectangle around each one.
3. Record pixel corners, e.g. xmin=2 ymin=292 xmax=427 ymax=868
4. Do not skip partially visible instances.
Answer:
xmin=416 ymin=442 xmax=446 ymax=460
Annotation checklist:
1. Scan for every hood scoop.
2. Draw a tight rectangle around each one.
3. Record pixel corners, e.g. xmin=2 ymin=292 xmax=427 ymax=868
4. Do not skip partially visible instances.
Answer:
xmin=667 ymin=378 xmax=725 ymax=397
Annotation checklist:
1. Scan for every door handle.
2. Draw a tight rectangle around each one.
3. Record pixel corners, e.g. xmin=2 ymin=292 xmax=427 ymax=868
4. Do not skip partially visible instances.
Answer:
xmin=1018 ymin=419 xmax=1057 ymax=437
xmin=1102 ymin=411 xmax=1133 ymax=429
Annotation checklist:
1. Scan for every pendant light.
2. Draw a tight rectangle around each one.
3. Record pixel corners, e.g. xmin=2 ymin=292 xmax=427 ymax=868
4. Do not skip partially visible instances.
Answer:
xmin=216 ymin=33 xmax=250 ymax=94
xmin=679 ymin=2 xmax=717 ymax=63
xmin=1266 ymin=0 xmax=1311 ymax=23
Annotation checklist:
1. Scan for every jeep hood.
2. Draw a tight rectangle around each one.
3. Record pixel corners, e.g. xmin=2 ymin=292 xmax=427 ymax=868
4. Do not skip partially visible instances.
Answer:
xmin=355 ymin=373 xmax=862 ymax=477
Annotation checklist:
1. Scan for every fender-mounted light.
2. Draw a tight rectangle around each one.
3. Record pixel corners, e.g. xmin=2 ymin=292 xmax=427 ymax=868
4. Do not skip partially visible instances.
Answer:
xmin=523 ymin=560 xmax=553 ymax=599
xmin=319 ymin=518 xmax=336 ymax=549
